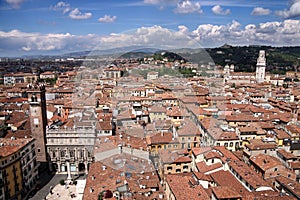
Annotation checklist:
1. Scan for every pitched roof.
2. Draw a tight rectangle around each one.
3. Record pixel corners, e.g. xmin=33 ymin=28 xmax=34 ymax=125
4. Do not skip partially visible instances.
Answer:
xmin=212 ymin=186 xmax=242 ymax=199
xmin=165 ymin=174 xmax=209 ymax=200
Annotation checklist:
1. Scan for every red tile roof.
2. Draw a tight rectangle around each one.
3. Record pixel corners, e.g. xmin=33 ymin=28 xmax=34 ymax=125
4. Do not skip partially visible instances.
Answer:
xmin=165 ymin=174 xmax=209 ymax=200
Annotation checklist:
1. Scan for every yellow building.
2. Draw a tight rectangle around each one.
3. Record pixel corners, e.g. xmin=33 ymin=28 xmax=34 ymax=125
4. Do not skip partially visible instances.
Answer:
xmin=158 ymin=149 xmax=192 ymax=178
xmin=0 ymin=140 xmax=23 ymax=200
xmin=146 ymin=132 xmax=180 ymax=156
xmin=175 ymin=119 xmax=202 ymax=149
xmin=274 ymin=129 xmax=291 ymax=147
xmin=286 ymin=124 xmax=300 ymax=142
xmin=0 ymin=138 xmax=37 ymax=200
xmin=166 ymin=106 xmax=188 ymax=126
xmin=148 ymin=105 xmax=167 ymax=122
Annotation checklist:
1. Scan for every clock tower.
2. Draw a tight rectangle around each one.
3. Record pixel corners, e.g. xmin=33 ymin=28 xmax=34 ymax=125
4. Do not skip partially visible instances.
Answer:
xmin=27 ymin=84 xmax=48 ymax=163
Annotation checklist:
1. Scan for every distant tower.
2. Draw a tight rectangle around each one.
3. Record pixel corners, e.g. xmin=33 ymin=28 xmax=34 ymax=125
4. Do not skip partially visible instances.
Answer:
xmin=27 ymin=84 xmax=48 ymax=163
xmin=291 ymin=103 xmax=299 ymax=125
xmin=224 ymin=64 xmax=230 ymax=76
xmin=230 ymin=64 xmax=235 ymax=73
xmin=256 ymin=50 xmax=266 ymax=83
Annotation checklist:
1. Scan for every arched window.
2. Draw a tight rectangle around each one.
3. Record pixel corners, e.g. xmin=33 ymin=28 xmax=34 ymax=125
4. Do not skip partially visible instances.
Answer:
xmin=60 ymin=150 xmax=65 ymax=157
xmin=70 ymin=150 xmax=74 ymax=157
xmin=80 ymin=150 xmax=84 ymax=158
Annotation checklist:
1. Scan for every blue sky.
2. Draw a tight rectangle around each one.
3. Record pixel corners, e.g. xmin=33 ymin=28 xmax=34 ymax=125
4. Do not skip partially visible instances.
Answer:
xmin=0 ymin=0 xmax=300 ymax=56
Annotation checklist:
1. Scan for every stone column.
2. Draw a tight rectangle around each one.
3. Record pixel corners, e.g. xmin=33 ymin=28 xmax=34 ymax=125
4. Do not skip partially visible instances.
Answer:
xmin=84 ymin=148 xmax=87 ymax=158
xmin=48 ymin=148 xmax=53 ymax=172
xmin=57 ymin=162 xmax=61 ymax=173
xmin=84 ymin=162 xmax=88 ymax=174
xmin=66 ymin=161 xmax=72 ymax=180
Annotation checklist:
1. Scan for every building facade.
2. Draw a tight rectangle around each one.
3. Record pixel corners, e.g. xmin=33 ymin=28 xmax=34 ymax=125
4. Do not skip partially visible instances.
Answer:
xmin=46 ymin=126 xmax=95 ymax=178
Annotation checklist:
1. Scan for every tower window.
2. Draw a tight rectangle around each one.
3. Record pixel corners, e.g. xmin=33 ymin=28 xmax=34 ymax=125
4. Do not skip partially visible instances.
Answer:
xmin=31 ymin=95 xmax=38 ymax=102
xmin=37 ymin=148 xmax=41 ymax=153
xmin=34 ymin=118 xmax=39 ymax=125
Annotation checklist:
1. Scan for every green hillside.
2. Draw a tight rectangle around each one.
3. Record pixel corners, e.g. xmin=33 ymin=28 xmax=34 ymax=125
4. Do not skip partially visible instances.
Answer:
xmin=206 ymin=45 xmax=300 ymax=74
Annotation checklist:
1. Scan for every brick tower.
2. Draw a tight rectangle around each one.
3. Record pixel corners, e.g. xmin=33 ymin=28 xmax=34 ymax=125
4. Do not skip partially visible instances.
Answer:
xmin=27 ymin=84 xmax=48 ymax=163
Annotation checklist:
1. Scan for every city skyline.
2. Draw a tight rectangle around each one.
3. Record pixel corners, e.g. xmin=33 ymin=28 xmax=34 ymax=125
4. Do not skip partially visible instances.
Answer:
xmin=0 ymin=0 xmax=300 ymax=56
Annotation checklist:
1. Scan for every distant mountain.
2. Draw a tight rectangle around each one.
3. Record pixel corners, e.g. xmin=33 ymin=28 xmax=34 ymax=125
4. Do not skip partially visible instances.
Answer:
xmin=10 ymin=45 xmax=300 ymax=75
xmin=63 ymin=46 xmax=161 ymax=58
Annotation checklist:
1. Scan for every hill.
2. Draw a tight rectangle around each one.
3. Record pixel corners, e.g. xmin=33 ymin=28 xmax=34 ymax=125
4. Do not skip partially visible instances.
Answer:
xmin=206 ymin=45 xmax=300 ymax=74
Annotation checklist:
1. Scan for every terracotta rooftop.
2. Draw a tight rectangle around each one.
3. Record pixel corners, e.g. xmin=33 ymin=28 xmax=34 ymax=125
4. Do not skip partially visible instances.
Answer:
xmin=274 ymin=129 xmax=291 ymax=140
xmin=196 ymin=161 xmax=223 ymax=174
xmin=146 ymin=132 xmax=179 ymax=145
xmin=212 ymin=186 xmax=242 ymax=199
xmin=275 ymin=176 xmax=300 ymax=199
xmin=191 ymin=147 xmax=213 ymax=156
xmin=0 ymin=138 xmax=34 ymax=158
xmin=228 ymin=159 xmax=272 ymax=190
xmin=286 ymin=124 xmax=300 ymax=135
xmin=84 ymin=158 xmax=164 ymax=200
xmin=193 ymin=171 xmax=213 ymax=182
xmin=250 ymin=154 xmax=282 ymax=172
xmin=165 ymin=174 xmax=209 ymax=200
xmin=277 ymin=149 xmax=296 ymax=160
xmin=245 ymin=139 xmax=277 ymax=150
xmin=177 ymin=119 xmax=201 ymax=136
xmin=210 ymin=169 xmax=250 ymax=198
xmin=159 ymin=149 xmax=191 ymax=164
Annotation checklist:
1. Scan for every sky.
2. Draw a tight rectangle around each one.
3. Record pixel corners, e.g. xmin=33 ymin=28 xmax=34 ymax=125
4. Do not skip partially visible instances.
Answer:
xmin=0 ymin=0 xmax=300 ymax=57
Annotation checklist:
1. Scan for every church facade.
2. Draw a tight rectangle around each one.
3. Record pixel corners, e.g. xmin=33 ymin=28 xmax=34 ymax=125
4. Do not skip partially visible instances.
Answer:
xmin=224 ymin=50 xmax=266 ymax=84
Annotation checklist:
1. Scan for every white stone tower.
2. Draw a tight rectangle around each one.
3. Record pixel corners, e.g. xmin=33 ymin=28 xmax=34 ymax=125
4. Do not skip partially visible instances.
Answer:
xmin=256 ymin=50 xmax=266 ymax=83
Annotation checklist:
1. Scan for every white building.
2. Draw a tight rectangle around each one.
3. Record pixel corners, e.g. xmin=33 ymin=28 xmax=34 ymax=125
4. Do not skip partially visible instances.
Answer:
xmin=255 ymin=50 xmax=266 ymax=83
xmin=147 ymin=71 xmax=159 ymax=80
xmin=46 ymin=124 xmax=95 ymax=178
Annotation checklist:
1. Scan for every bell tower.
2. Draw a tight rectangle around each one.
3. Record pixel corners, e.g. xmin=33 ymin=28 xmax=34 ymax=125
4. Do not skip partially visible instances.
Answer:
xmin=27 ymin=84 xmax=48 ymax=163
xmin=256 ymin=50 xmax=266 ymax=83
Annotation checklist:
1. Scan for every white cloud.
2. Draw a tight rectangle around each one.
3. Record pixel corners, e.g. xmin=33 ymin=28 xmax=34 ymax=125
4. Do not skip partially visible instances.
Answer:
xmin=191 ymin=19 xmax=300 ymax=47
xmin=51 ymin=2 xmax=92 ymax=20
xmin=0 ymin=29 xmax=99 ymax=55
xmin=98 ymin=15 xmax=117 ymax=23
xmin=1 ymin=20 xmax=300 ymax=56
xmin=174 ymin=0 xmax=203 ymax=14
xmin=257 ymin=21 xmax=281 ymax=33
xmin=51 ymin=1 xmax=71 ymax=14
xmin=178 ymin=25 xmax=189 ymax=34
xmin=5 ymin=0 xmax=25 ymax=9
xmin=212 ymin=5 xmax=230 ymax=15
xmin=276 ymin=0 xmax=300 ymax=18
xmin=100 ymin=25 xmax=197 ymax=49
xmin=69 ymin=8 xmax=92 ymax=20
xmin=251 ymin=7 xmax=271 ymax=16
